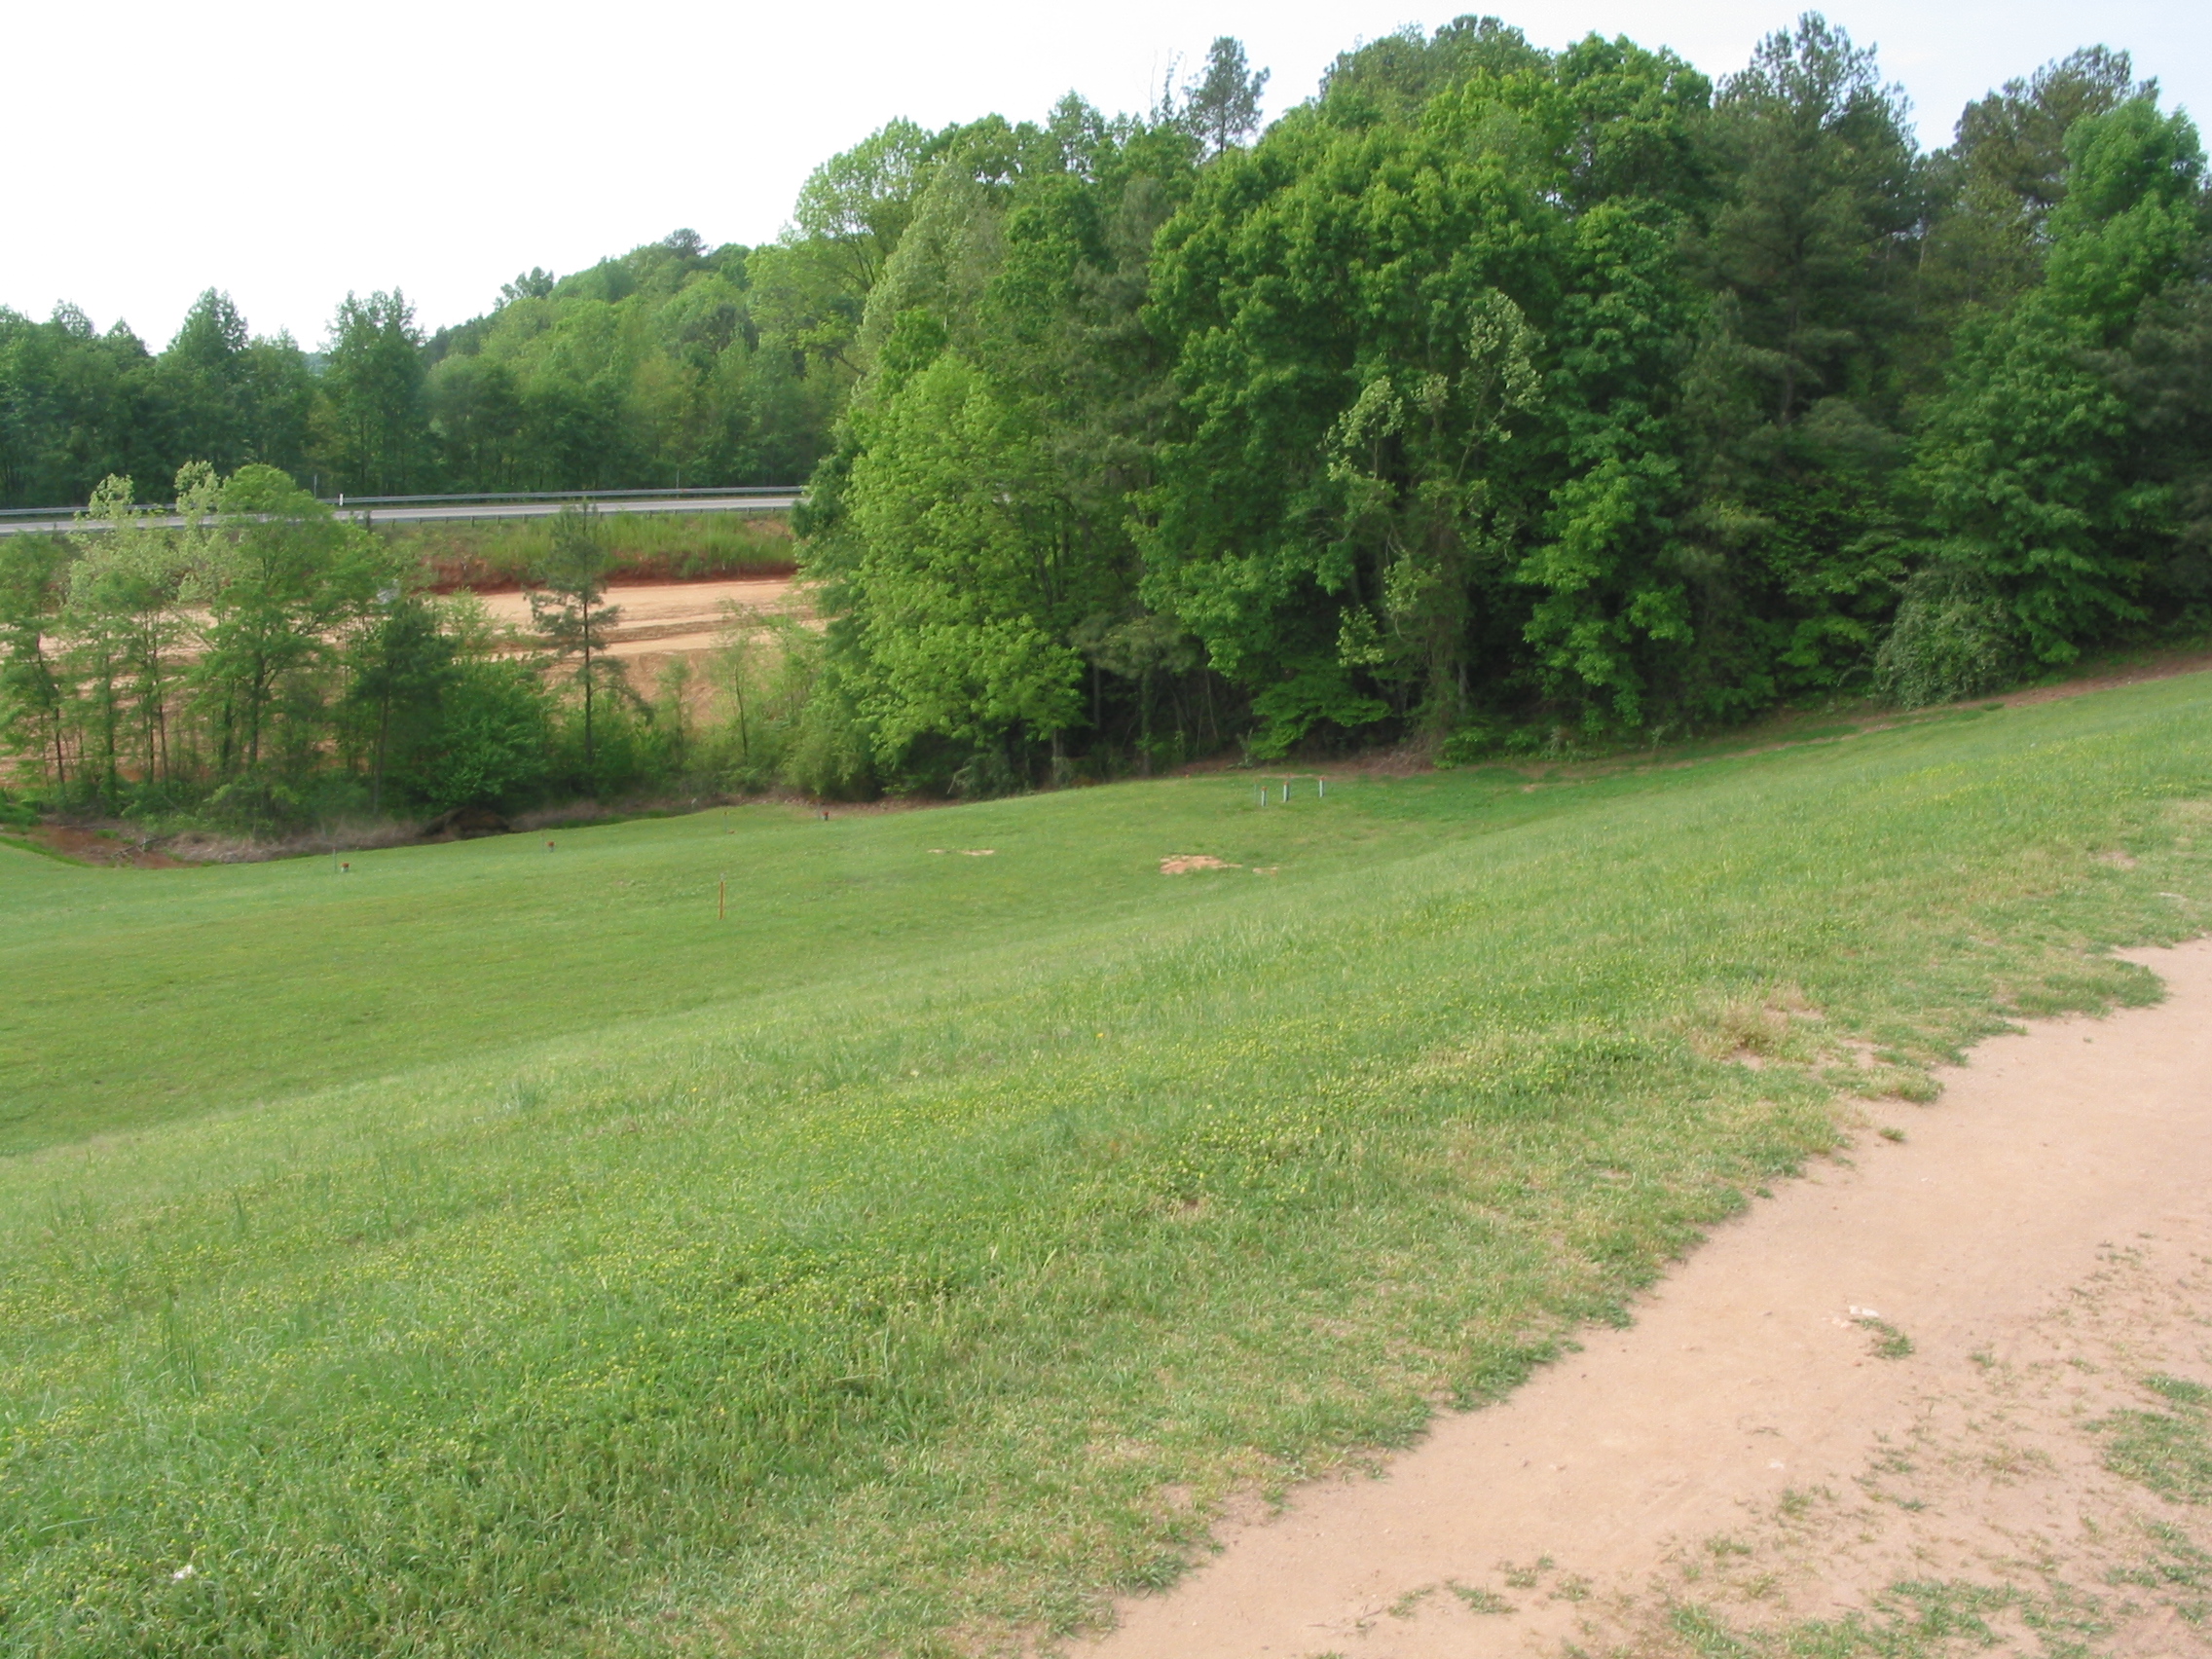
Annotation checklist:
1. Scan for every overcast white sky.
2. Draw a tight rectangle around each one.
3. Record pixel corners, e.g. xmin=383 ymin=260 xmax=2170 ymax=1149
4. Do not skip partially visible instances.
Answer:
xmin=8 ymin=1 xmax=2205 ymax=350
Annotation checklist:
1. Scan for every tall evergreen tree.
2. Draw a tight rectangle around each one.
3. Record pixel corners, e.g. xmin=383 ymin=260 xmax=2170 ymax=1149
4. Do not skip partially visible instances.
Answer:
xmin=1180 ymin=38 xmax=1270 ymax=159
xmin=529 ymin=504 xmax=626 ymax=771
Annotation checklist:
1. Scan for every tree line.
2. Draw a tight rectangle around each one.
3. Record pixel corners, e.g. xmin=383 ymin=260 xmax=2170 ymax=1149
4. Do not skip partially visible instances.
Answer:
xmin=799 ymin=21 xmax=2210 ymax=789
xmin=0 ymin=224 xmax=882 ymax=507
xmin=3 ymin=17 xmax=2208 ymax=825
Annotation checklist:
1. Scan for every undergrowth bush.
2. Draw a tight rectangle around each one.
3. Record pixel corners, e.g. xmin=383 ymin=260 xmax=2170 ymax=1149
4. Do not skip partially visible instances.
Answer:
xmin=1875 ymin=565 xmax=2023 ymax=708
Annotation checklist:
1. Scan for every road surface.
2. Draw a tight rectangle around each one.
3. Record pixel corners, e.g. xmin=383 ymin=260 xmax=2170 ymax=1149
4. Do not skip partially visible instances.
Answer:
xmin=0 ymin=492 xmax=800 ymax=537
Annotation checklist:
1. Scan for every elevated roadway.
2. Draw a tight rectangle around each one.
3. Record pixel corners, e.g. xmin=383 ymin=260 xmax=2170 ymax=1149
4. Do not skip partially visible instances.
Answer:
xmin=0 ymin=487 xmax=800 ymax=537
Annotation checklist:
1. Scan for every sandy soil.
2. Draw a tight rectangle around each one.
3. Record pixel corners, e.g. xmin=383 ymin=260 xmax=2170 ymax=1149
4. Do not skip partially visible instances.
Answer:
xmin=1084 ymin=939 xmax=2212 ymax=1658
xmin=475 ymin=574 xmax=803 ymax=662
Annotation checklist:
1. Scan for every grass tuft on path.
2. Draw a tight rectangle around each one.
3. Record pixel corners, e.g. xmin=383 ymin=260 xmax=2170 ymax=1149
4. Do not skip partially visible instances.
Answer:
xmin=2100 ymin=1374 xmax=2212 ymax=1505
xmin=2 ymin=674 xmax=2210 ymax=1656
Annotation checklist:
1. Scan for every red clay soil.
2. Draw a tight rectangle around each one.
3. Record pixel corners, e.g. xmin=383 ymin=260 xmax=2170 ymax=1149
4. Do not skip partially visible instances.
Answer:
xmin=424 ymin=564 xmax=796 ymax=597
xmin=1 ymin=825 xmax=187 ymax=867
xmin=1082 ymin=939 xmax=2212 ymax=1658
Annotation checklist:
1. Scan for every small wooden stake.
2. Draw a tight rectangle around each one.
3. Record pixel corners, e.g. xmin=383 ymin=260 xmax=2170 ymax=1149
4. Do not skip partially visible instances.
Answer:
xmin=719 ymin=876 xmax=726 ymax=920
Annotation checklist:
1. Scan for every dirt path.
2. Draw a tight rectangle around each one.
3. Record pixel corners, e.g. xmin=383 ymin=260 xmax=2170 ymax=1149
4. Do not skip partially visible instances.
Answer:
xmin=1085 ymin=940 xmax=2212 ymax=1657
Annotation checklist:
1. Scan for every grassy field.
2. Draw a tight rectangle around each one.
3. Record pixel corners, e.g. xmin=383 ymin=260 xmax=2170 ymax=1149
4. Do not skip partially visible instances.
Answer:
xmin=3 ymin=676 xmax=2210 ymax=1656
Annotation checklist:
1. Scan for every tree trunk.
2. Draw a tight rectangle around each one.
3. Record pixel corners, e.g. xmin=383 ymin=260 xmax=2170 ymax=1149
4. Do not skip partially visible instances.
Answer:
xmin=1139 ymin=667 xmax=1154 ymax=777
xmin=371 ymin=690 xmax=392 ymax=815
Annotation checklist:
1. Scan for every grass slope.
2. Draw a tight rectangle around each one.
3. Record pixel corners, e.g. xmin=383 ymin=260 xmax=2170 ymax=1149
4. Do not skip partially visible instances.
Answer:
xmin=3 ymin=677 xmax=2210 ymax=1656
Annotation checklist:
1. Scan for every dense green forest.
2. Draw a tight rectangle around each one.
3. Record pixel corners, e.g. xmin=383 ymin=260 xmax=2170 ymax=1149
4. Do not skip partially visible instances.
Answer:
xmin=800 ymin=20 xmax=2210 ymax=780
xmin=0 ymin=235 xmax=836 ymax=504
xmin=2 ymin=17 xmax=2208 ymax=826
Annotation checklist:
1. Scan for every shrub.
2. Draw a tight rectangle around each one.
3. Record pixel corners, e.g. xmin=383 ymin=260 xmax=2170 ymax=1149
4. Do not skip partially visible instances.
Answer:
xmin=1875 ymin=566 xmax=2023 ymax=708
xmin=780 ymin=668 xmax=876 ymax=799
xmin=1438 ymin=719 xmax=1504 ymax=765
xmin=203 ymin=774 xmax=311 ymax=833
xmin=412 ymin=660 xmax=555 ymax=813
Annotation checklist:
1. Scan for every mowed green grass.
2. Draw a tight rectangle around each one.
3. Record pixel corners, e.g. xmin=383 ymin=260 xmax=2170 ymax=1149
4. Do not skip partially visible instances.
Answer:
xmin=3 ymin=679 xmax=2210 ymax=1657
xmin=0 ymin=778 xmax=1507 ymax=1156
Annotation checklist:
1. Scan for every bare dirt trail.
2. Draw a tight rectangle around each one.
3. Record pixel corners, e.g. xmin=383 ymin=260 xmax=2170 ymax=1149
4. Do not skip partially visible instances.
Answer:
xmin=1085 ymin=940 xmax=2212 ymax=1658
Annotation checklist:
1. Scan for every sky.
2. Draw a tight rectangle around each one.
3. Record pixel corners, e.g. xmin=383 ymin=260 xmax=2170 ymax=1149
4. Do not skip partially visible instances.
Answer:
xmin=7 ymin=0 xmax=2206 ymax=350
